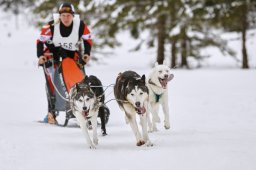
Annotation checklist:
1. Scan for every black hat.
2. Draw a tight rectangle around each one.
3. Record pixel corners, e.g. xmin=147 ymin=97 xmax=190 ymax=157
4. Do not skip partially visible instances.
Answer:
xmin=59 ymin=2 xmax=75 ymax=14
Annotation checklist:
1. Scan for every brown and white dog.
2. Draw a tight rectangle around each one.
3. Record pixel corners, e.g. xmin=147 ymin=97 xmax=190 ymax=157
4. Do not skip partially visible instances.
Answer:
xmin=114 ymin=71 xmax=153 ymax=147
xmin=147 ymin=61 xmax=174 ymax=131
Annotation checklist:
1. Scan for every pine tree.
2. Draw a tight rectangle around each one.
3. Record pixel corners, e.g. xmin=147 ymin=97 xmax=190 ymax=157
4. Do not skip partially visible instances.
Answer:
xmin=28 ymin=0 xmax=256 ymax=69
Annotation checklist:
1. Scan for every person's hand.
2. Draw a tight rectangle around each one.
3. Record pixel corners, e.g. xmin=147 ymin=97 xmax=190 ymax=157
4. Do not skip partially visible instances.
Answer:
xmin=82 ymin=54 xmax=90 ymax=64
xmin=38 ymin=55 xmax=47 ymax=65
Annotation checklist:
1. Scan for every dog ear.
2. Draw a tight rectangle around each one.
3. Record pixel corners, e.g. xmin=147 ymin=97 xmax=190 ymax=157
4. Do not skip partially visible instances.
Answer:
xmin=141 ymin=75 xmax=146 ymax=84
xmin=82 ymin=76 xmax=88 ymax=84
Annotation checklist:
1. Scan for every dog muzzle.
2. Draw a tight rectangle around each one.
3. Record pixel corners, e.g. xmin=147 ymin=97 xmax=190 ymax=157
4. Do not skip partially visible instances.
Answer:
xmin=159 ymin=74 xmax=174 ymax=89
xmin=82 ymin=109 xmax=90 ymax=119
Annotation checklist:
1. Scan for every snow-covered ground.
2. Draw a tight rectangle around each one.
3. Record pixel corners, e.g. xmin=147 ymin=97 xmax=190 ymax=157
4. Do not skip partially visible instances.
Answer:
xmin=0 ymin=12 xmax=256 ymax=170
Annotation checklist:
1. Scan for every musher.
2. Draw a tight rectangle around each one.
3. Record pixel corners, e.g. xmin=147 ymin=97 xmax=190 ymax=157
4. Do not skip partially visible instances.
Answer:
xmin=36 ymin=2 xmax=92 ymax=124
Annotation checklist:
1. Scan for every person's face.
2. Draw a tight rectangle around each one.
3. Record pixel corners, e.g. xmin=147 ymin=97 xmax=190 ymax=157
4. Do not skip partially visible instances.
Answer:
xmin=60 ymin=13 xmax=73 ymax=27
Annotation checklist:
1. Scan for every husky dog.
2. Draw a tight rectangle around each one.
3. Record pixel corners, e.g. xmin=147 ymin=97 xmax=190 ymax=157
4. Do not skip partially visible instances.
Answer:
xmin=147 ymin=61 xmax=174 ymax=131
xmin=84 ymin=75 xmax=109 ymax=136
xmin=66 ymin=75 xmax=109 ymax=135
xmin=114 ymin=71 xmax=153 ymax=146
xmin=69 ymin=76 xmax=104 ymax=149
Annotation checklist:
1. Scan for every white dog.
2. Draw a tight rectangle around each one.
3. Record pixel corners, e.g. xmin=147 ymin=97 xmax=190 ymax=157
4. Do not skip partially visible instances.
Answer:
xmin=69 ymin=81 xmax=100 ymax=149
xmin=147 ymin=61 xmax=174 ymax=131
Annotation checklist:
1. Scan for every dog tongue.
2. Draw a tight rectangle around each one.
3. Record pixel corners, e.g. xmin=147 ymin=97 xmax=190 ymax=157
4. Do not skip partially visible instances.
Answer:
xmin=168 ymin=74 xmax=174 ymax=81
xmin=136 ymin=107 xmax=146 ymax=115
xmin=82 ymin=110 xmax=89 ymax=118
xmin=160 ymin=79 xmax=168 ymax=89
xmin=160 ymin=74 xmax=174 ymax=88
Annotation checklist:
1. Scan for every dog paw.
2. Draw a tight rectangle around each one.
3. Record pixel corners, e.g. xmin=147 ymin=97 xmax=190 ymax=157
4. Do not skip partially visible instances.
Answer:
xmin=145 ymin=141 xmax=153 ymax=147
xmin=102 ymin=130 xmax=108 ymax=136
xmin=89 ymin=144 xmax=96 ymax=149
xmin=164 ymin=125 xmax=170 ymax=129
xmin=136 ymin=140 xmax=145 ymax=146
xmin=164 ymin=121 xmax=170 ymax=129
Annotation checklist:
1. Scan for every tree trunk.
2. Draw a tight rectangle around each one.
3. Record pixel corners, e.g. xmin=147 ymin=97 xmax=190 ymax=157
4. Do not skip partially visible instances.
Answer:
xmin=171 ymin=37 xmax=177 ymax=68
xmin=180 ymin=26 xmax=189 ymax=68
xmin=157 ymin=14 xmax=166 ymax=64
xmin=242 ymin=28 xmax=249 ymax=69
xmin=241 ymin=4 xmax=249 ymax=69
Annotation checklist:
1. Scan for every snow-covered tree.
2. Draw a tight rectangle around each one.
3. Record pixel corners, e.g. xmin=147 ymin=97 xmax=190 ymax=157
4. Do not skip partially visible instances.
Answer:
xmin=205 ymin=0 xmax=256 ymax=69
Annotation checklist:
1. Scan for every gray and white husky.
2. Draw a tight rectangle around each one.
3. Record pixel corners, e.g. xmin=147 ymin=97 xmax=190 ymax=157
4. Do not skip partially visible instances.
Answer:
xmin=114 ymin=71 xmax=153 ymax=146
xmin=147 ymin=61 xmax=174 ymax=131
xmin=69 ymin=79 xmax=101 ymax=149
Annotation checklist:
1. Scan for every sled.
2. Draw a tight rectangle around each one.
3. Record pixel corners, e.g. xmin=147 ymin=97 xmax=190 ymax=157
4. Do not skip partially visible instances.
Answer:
xmin=42 ymin=48 xmax=110 ymax=127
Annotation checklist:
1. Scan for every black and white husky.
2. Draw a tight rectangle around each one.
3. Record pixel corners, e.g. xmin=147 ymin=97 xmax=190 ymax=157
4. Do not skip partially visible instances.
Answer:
xmin=69 ymin=76 xmax=105 ymax=149
xmin=147 ymin=61 xmax=174 ymax=131
xmin=114 ymin=71 xmax=153 ymax=146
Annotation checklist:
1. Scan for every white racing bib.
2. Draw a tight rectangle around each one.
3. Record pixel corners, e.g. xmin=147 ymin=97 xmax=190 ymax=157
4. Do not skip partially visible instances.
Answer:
xmin=52 ymin=14 xmax=80 ymax=51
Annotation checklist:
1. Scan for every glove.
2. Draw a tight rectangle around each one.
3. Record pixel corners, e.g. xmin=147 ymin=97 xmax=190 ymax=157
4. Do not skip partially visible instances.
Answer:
xmin=82 ymin=54 xmax=90 ymax=64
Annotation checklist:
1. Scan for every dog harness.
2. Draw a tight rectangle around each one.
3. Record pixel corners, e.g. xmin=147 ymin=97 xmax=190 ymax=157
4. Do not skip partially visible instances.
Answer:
xmin=155 ymin=93 xmax=163 ymax=103
xmin=148 ymin=79 xmax=163 ymax=103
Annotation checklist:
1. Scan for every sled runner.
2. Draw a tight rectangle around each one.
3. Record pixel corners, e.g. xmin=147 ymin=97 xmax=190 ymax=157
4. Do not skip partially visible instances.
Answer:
xmin=42 ymin=47 xmax=110 ymax=130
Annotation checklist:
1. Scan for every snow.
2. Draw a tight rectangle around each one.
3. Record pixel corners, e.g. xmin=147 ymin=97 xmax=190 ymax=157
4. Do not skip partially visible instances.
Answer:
xmin=1 ymin=12 xmax=256 ymax=170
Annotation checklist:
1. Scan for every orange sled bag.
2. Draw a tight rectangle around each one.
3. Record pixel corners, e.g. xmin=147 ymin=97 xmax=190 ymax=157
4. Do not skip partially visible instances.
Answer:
xmin=61 ymin=57 xmax=85 ymax=93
